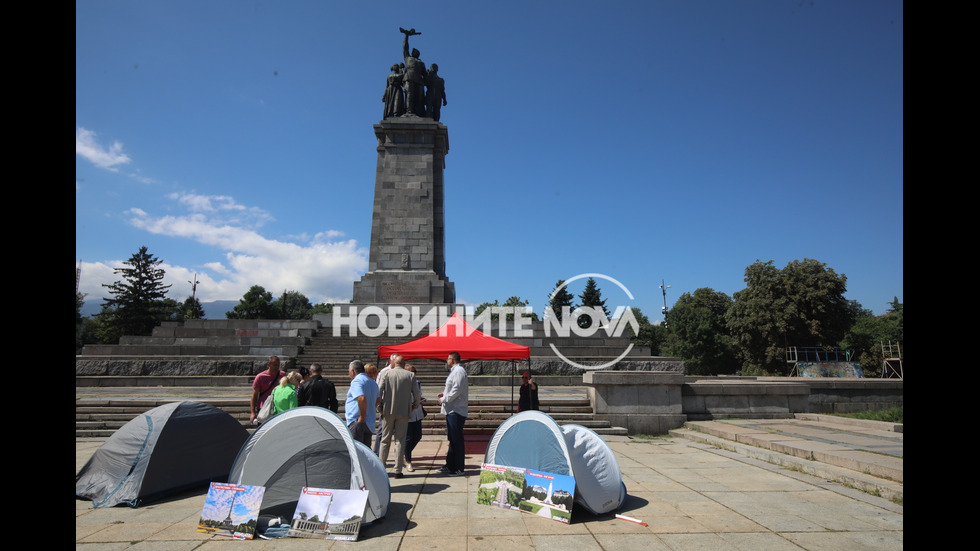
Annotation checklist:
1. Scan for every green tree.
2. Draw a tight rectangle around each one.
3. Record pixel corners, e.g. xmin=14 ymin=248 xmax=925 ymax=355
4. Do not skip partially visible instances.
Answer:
xmin=665 ymin=288 xmax=738 ymax=375
xmin=886 ymin=296 xmax=903 ymax=341
xmin=726 ymin=259 xmax=854 ymax=374
xmin=546 ymin=280 xmax=576 ymax=321
xmin=100 ymin=246 xmax=174 ymax=338
xmin=474 ymin=296 xmax=538 ymax=321
xmin=180 ymin=296 xmax=206 ymax=321
xmin=227 ymin=285 xmax=275 ymax=319
xmin=270 ymin=290 xmax=313 ymax=319
xmin=840 ymin=297 xmax=902 ymax=377
xmin=310 ymin=302 xmax=334 ymax=316
xmin=628 ymin=307 xmax=667 ymax=356
xmin=577 ymin=277 xmax=609 ymax=329
xmin=76 ymin=291 xmax=100 ymax=352
xmin=76 ymin=291 xmax=85 ymax=326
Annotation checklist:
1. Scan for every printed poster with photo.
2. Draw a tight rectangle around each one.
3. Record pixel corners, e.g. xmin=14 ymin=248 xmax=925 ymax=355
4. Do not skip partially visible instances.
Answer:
xmin=477 ymin=462 xmax=576 ymax=524
xmin=197 ymin=482 xmax=266 ymax=539
xmin=287 ymin=487 xmax=370 ymax=541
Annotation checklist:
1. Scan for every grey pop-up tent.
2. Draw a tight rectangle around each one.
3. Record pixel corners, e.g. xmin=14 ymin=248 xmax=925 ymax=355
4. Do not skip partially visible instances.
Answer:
xmin=76 ymin=401 xmax=249 ymax=508
xmin=227 ymin=406 xmax=390 ymax=524
xmin=484 ymin=410 xmax=627 ymax=515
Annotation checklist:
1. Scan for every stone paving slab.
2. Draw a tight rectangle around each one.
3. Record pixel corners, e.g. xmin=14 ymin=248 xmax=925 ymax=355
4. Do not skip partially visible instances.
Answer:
xmin=77 ymin=432 xmax=902 ymax=550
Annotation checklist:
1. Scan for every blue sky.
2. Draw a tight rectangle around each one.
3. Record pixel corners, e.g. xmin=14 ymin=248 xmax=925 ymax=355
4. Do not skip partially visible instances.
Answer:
xmin=76 ymin=1 xmax=903 ymax=320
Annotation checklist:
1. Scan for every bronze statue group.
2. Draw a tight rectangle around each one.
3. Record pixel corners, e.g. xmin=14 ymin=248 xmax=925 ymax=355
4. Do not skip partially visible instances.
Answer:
xmin=383 ymin=28 xmax=447 ymax=121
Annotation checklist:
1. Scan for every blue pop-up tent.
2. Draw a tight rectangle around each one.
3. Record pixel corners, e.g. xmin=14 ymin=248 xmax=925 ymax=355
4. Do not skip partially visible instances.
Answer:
xmin=484 ymin=410 xmax=627 ymax=515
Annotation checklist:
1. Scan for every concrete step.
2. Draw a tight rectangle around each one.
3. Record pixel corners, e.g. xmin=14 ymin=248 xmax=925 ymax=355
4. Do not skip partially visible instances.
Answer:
xmin=74 ymin=397 xmax=627 ymax=439
xmin=74 ymin=375 xmax=588 ymax=388
xmin=668 ymin=416 xmax=903 ymax=502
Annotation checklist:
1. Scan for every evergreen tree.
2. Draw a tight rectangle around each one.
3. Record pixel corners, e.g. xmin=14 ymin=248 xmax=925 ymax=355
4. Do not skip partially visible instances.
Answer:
xmin=100 ymin=246 xmax=173 ymax=338
xmin=577 ymin=277 xmax=609 ymax=329
xmin=181 ymin=296 xmax=206 ymax=320
xmin=547 ymin=280 xmax=575 ymax=321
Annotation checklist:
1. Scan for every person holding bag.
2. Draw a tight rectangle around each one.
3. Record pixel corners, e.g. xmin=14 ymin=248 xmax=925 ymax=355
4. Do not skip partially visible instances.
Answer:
xmin=250 ymin=356 xmax=283 ymax=424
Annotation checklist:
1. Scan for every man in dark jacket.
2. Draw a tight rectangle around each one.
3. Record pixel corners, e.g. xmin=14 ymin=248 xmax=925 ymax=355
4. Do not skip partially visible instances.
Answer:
xmin=297 ymin=363 xmax=339 ymax=413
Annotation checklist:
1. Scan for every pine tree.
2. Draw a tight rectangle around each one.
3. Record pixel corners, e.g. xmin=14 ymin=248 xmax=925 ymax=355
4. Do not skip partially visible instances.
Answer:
xmin=577 ymin=277 xmax=609 ymax=329
xmin=181 ymin=296 xmax=206 ymax=320
xmin=101 ymin=246 xmax=174 ymax=337
xmin=547 ymin=280 xmax=575 ymax=321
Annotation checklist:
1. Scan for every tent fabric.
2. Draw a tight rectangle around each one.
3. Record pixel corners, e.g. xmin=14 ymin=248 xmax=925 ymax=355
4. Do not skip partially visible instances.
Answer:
xmin=484 ymin=411 xmax=626 ymax=515
xmin=76 ymin=401 xmax=249 ymax=508
xmin=377 ymin=312 xmax=530 ymax=360
xmin=559 ymin=424 xmax=628 ymax=515
xmin=227 ymin=406 xmax=389 ymax=523
xmin=484 ymin=410 xmax=573 ymax=476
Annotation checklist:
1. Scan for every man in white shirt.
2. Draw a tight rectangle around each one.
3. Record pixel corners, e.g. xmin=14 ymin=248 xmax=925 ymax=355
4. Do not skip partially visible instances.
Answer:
xmin=437 ymin=351 xmax=468 ymax=476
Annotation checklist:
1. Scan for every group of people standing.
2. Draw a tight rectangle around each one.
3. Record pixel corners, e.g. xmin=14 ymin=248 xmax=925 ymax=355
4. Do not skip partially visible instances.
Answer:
xmin=249 ymin=356 xmax=340 ymax=422
xmin=248 ymin=351 xmax=472 ymax=478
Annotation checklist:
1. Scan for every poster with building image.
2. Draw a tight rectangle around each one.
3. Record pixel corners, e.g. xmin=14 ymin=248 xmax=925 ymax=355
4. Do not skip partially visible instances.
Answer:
xmin=477 ymin=463 xmax=576 ymax=523
xmin=287 ymin=487 xmax=369 ymax=541
xmin=197 ymin=482 xmax=266 ymax=539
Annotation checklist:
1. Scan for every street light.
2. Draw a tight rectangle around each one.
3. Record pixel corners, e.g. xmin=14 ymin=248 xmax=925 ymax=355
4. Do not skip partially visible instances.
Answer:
xmin=659 ymin=279 xmax=670 ymax=335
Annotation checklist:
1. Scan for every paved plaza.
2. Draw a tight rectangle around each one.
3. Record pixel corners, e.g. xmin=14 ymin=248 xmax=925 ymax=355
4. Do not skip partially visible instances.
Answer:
xmin=76 ymin=425 xmax=902 ymax=550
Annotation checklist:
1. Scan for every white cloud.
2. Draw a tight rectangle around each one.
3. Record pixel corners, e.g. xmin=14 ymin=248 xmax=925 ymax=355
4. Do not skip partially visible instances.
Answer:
xmin=166 ymin=192 xmax=274 ymax=227
xmin=76 ymin=127 xmax=131 ymax=171
xmin=100 ymin=194 xmax=369 ymax=304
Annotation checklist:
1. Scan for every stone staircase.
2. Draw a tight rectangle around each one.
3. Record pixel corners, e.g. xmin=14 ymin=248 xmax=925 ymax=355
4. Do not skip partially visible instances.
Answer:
xmin=668 ymin=417 xmax=903 ymax=502
xmin=75 ymin=389 xmax=626 ymax=440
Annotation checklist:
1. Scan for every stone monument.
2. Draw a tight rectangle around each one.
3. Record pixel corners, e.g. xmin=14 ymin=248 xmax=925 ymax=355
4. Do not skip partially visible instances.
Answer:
xmin=352 ymin=28 xmax=455 ymax=304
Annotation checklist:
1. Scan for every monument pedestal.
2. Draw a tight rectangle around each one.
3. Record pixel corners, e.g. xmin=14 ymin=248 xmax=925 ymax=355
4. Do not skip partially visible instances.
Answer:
xmin=352 ymin=116 xmax=455 ymax=304
xmin=351 ymin=270 xmax=455 ymax=304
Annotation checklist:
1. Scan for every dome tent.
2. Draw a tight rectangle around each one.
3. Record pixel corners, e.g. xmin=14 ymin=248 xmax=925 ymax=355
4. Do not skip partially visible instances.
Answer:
xmin=484 ymin=410 xmax=626 ymax=515
xmin=559 ymin=423 xmax=628 ymax=514
xmin=76 ymin=401 xmax=249 ymax=508
xmin=227 ymin=406 xmax=390 ymax=524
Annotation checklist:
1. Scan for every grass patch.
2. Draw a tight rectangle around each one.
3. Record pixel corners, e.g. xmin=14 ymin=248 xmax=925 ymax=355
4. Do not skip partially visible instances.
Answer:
xmin=831 ymin=407 xmax=903 ymax=424
xmin=629 ymin=434 xmax=666 ymax=441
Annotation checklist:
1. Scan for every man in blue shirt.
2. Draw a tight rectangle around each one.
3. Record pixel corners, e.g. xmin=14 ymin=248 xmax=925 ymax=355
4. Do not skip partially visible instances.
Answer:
xmin=345 ymin=360 xmax=379 ymax=447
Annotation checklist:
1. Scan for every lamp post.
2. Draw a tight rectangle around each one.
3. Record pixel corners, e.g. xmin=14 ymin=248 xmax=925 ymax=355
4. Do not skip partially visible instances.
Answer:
xmin=659 ymin=279 xmax=670 ymax=336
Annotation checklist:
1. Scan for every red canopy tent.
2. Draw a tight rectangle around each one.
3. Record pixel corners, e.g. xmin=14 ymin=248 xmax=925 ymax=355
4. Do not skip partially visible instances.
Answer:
xmin=378 ymin=313 xmax=530 ymax=360
xmin=377 ymin=313 xmax=531 ymax=411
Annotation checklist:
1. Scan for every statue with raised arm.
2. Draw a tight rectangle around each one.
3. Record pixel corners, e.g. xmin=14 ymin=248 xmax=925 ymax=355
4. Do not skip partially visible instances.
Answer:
xmin=399 ymin=27 xmax=427 ymax=117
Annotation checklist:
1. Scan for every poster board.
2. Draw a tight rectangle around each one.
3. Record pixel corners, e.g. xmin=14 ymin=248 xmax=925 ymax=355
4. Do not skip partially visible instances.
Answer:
xmin=287 ymin=487 xmax=370 ymax=541
xmin=197 ymin=482 xmax=266 ymax=539
xmin=477 ymin=462 xmax=576 ymax=524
